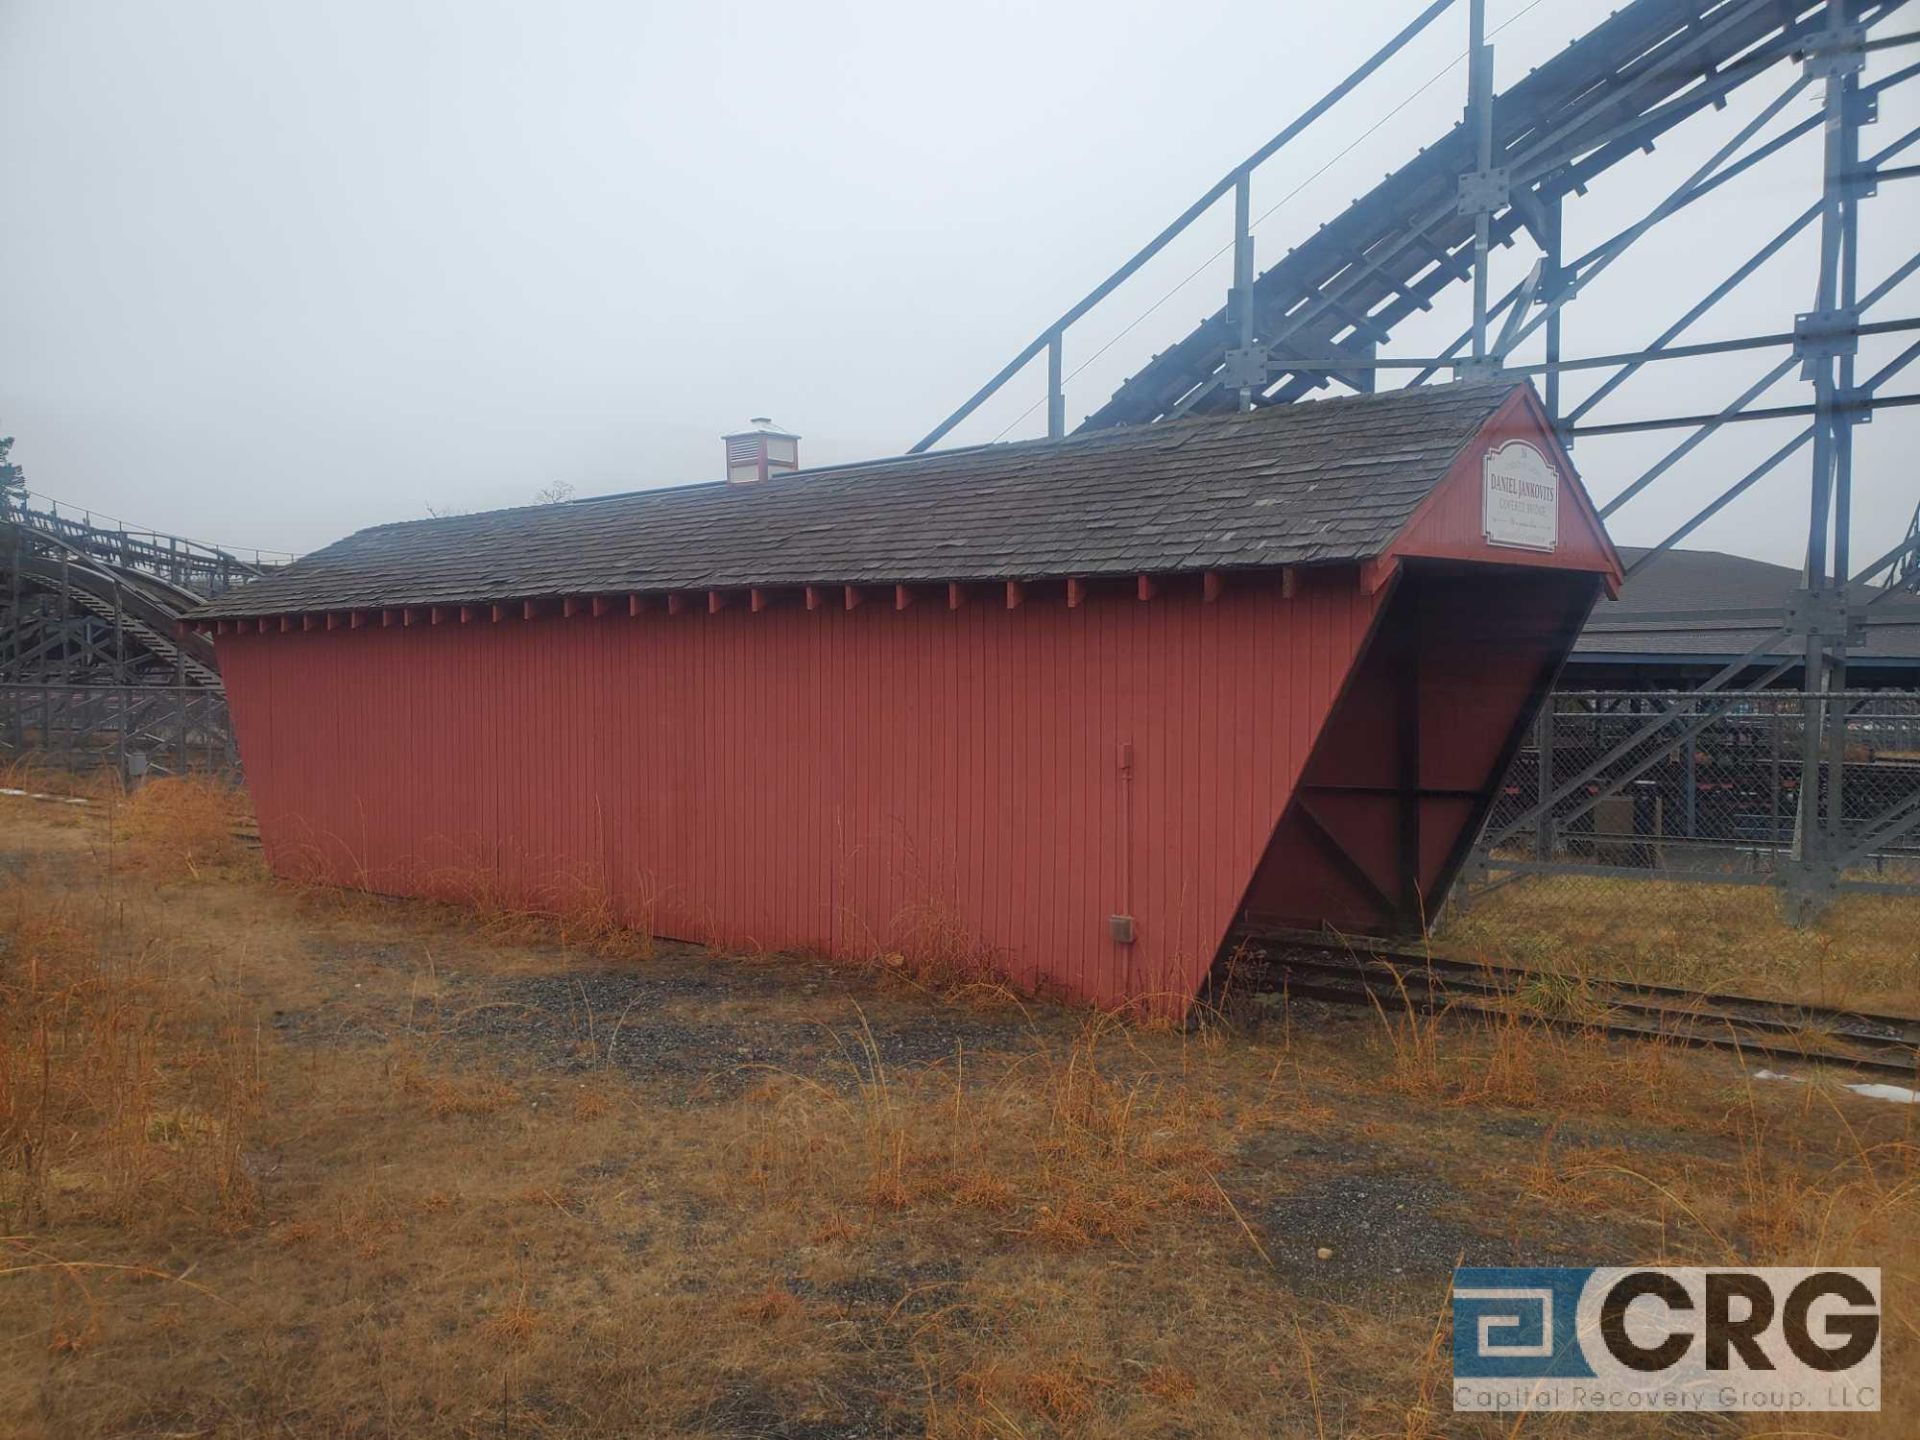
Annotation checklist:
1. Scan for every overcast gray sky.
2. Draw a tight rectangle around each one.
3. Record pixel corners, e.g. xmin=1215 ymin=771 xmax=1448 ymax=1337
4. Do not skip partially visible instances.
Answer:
xmin=1 ymin=0 xmax=1914 ymax=570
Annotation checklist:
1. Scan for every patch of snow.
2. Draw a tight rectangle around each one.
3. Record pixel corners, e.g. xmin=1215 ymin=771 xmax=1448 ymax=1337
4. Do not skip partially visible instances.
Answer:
xmin=1843 ymin=1081 xmax=1920 ymax=1105
xmin=1751 ymin=1067 xmax=1919 ymax=1105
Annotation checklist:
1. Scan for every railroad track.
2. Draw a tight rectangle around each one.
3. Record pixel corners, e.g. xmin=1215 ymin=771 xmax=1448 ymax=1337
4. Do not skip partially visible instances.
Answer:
xmin=1235 ymin=930 xmax=1920 ymax=1082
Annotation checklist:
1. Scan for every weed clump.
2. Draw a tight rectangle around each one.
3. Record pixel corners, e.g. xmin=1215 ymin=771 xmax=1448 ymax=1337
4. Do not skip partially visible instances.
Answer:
xmin=398 ymin=864 xmax=659 ymax=964
xmin=874 ymin=897 xmax=1018 ymax=1003
xmin=121 ymin=775 xmax=250 ymax=878
xmin=0 ymin=876 xmax=259 ymax=1229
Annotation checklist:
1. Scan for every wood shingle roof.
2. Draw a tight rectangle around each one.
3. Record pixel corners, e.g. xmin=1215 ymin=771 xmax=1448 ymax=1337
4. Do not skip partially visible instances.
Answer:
xmin=196 ymin=380 xmax=1522 ymax=618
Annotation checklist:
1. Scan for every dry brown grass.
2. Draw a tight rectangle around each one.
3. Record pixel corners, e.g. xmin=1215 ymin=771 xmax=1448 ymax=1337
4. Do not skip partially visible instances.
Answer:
xmin=119 ymin=774 xmax=252 ymax=878
xmin=2 ymin=789 xmax=1917 ymax=1437
xmin=873 ymin=894 xmax=1024 ymax=1005
xmin=1370 ymin=973 xmax=1688 ymax=1122
xmin=1445 ymin=874 xmax=1920 ymax=1013
xmin=299 ymin=858 xmax=661 ymax=967
xmin=0 ymin=869 xmax=261 ymax=1235
xmin=0 ymin=756 xmax=128 ymax=805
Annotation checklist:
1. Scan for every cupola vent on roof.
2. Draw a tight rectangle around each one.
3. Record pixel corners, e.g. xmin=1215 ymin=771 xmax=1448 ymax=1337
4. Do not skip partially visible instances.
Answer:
xmin=723 ymin=417 xmax=800 ymax=485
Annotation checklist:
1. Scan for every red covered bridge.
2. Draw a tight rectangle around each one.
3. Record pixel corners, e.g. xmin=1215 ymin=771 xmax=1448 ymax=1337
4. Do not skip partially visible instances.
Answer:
xmin=195 ymin=381 xmax=1619 ymax=1011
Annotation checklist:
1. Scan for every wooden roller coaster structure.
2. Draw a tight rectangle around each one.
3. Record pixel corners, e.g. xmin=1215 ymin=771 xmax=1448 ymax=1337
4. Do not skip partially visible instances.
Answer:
xmin=0 ymin=493 xmax=287 ymax=774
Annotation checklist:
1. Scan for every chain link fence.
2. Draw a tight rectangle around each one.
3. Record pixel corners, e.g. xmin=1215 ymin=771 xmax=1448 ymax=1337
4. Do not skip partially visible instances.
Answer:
xmin=1462 ymin=690 xmax=1920 ymax=898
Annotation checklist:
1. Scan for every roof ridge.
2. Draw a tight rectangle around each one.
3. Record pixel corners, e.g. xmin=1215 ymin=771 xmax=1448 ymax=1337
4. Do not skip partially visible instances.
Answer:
xmin=395 ymin=379 xmax=1531 ymax=532
xmin=193 ymin=380 xmax=1529 ymax=619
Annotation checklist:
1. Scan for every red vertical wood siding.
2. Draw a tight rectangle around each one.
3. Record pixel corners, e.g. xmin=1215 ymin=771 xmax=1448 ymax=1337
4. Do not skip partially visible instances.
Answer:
xmin=214 ymin=402 xmax=1623 ymax=1006
xmin=217 ymin=570 xmax=1382 ymax=1009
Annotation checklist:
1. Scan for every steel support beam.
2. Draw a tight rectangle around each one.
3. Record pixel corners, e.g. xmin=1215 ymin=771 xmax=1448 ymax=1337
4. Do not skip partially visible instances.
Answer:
xmin=1788 ymin=2 xmax=1868 ymax=912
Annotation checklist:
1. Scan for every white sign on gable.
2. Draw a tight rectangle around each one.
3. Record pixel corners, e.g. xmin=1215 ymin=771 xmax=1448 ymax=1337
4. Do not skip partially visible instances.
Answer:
xmin=1481 ymin=439 xmax=1560 ymax=552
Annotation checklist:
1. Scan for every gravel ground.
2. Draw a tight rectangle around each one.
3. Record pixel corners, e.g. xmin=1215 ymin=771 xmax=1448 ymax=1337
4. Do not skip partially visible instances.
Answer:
xmin=272 ymin=935 xmax=1061 ymax=1095
xmin=453 ymin=962 xmax=1054 ymax=1092
xmin=1263 ymin=1163 xmax=1630 ymax=1302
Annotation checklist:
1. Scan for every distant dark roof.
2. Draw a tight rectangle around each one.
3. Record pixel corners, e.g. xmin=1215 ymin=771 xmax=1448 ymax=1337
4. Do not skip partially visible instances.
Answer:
xmin=1576 ymin=546 xmax=1920 ymax=665
xmin=196 ymin=381 xmax=1522 ymax=619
